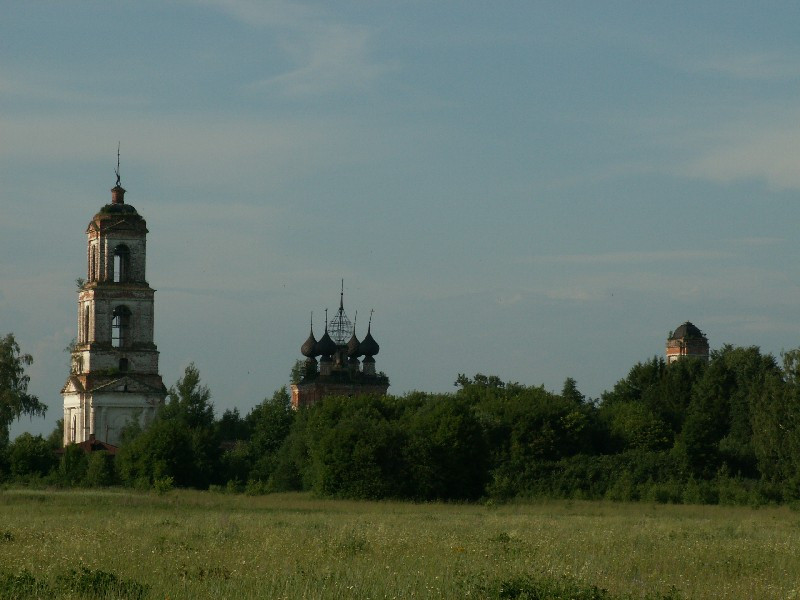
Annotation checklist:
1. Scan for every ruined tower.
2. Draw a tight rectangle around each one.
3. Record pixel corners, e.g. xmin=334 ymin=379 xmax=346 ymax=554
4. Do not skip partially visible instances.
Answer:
xmin=666 ymin=321 xmax=709 ymax=364
xmin=291 ymin=284 xmax=389 ymax=409
xmin=61 ymin=173 xmax=166 ymax=447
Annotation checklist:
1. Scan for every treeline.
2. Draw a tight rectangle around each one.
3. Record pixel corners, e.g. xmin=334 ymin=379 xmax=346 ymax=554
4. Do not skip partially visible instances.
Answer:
xmin=2 ymin=345 xmax=800 ymax=504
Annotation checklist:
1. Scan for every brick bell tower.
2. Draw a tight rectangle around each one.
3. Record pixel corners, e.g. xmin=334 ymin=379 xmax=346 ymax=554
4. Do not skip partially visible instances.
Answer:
xmin=61 ymin=161 xmax=166 ymax=447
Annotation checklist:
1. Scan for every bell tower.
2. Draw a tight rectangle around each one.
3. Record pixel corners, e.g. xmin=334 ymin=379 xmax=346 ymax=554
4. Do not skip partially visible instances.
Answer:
xmin=61 ymin=166 xmax=166 ymax=447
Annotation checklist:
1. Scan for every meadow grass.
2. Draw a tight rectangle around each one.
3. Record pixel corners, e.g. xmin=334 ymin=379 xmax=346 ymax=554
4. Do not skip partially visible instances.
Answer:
xmin=1 ymin=488 xmax=798 ymax=599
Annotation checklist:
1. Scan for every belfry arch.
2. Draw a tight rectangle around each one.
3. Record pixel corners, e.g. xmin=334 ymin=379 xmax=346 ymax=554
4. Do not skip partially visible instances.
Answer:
xmin=113 ymin=244 xmax=131 ymax=283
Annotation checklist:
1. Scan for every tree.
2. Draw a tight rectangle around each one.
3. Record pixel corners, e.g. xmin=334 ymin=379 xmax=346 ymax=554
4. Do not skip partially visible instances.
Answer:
xmin=561 ymin=377 xmax=585 ymax=404
xmin=402 ymin=395 xmax=489 ymax=500
xmin=8 ymin=433 xmax=57 ymax=478
xmin=290 ymin=359 xmax=305 ymax=385
xmin=0 ymin=334 xmax=47 ymax=445
xmin=217 ymin=407 xmax=249 ymax=441
xmin=117 ymin=364 xmax=220 ymax=488
xmin=751 ymin=349 xmax=800 ymax=498
xmin=246 ymin=387 xmax=295 ymax=482
xmin=163 ymin=363 xmax=214 ymax=429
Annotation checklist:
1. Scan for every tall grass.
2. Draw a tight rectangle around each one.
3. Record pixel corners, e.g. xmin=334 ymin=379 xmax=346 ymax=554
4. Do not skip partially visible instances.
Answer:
xmin=0 ymin=489 xmax=798 ymax=598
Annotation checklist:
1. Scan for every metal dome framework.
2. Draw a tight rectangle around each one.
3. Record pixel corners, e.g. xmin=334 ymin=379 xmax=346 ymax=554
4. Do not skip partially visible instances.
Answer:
xmin=329 ymin=281 xmax=353 ymax=345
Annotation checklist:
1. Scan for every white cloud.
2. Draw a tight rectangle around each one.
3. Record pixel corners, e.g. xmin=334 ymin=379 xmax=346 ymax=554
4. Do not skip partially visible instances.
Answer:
xmin=496 ymin=292 xmax=523 ymax=306
xmin=684 ymin=118 xmax=800 ymax=191
xmin=728 ymin=236 xmax=786 ymax=247
xmin=200 ymin=0 xmax=389 ymax=97
xmin=0 ymin=70 xmax=148 ymax=107
xmin=196 ymin=0 xmax=316 ymax=29
xmin=0 ymin=113 xmax=385 ymax=190
xmin=688 ymin=52 xmax=800 ymax=81
xmin=249 ymin=24 xmax=390 ymax=97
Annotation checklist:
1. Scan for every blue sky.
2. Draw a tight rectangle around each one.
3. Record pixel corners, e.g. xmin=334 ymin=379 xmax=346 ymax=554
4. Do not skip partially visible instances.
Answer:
xmin=3 ymin=1 xmax=800 ymax=438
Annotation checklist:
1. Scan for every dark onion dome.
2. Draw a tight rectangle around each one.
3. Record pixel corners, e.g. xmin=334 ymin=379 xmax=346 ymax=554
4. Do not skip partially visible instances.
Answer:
xmin=301 ymin=328 xmax=319 ymax=358
xmin=359 ymin=325 xmax=379 ymax=357
xmin=347 ymin=331 xmax=362 ymax=358
xmin=669 ymin=321 xmax=706 ymax=340
xmin=316 ymin=330 xmax=337 ymax=357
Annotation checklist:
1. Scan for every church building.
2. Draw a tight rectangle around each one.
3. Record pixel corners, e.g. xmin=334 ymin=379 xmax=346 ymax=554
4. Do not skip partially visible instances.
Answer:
xmin=61 ymin=173 xmax=167 ymax=447
xmin=666 ymin=321 xmax=709 ymax=364
xmin=291 ymin=285 xmax=389 ymax=409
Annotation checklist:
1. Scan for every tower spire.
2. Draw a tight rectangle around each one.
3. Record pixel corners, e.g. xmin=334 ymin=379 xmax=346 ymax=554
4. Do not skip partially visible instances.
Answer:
xmin=111 ymin=142 xmax=126 ymax=205
xmin=115 ymin=142 xmax=121 ymax=187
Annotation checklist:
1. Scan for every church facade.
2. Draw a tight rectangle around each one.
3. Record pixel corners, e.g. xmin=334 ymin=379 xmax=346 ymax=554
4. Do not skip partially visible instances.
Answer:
xmin=291 ymin=286 xmax=389 ymax=409
xmin=61 ymin=179 xmax=166 ymax=447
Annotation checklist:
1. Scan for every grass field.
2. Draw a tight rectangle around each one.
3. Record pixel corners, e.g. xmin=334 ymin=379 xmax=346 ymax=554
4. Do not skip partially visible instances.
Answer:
xmin=0 ymin=489 xmax=798 ymax=599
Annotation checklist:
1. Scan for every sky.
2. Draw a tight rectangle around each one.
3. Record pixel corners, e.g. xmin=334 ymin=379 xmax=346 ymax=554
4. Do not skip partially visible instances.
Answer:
xmin=3 ymin=1 xmax=800 ymax=439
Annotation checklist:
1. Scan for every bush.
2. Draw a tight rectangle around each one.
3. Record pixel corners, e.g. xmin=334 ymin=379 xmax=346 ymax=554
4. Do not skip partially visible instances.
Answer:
xmin=85 ymin=451 xmax=115 ymax=487
xmin=58 ymin=444 xmax=88 ymax=486
xmin=8 ymin=433 xmax=56 ymax=479
xmin=152 ymin=476 xmax=174 ymax=495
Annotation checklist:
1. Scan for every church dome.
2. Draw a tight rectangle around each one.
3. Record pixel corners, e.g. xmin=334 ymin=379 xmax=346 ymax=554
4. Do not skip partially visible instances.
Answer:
xmin=301 ymin=328 xmax=319 ymax=358
xmin=316 ymin=330 xmax=337 ymax=356
xmin=359 ymin=327 xmax=379 ymax=357
xmin=669 ymin=321 xmax=705 ymax=340
xmin=347 ymin=331 xmax=362 ymax=358
xmin=99 ymin=203 xmax=138 ymax=215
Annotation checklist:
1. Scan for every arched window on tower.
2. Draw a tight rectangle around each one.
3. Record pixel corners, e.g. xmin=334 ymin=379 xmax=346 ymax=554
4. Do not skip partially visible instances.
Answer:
xmin=83 ymin=305 xmax=90 ymax=343
xmin=71 ymin=416 xmax=77 ymax=442
xmin=111 ymin=305 xmax=131 ymax=348
xmin=113 ymin=245 xmax=130 ymax=283
xmin=89 ymin=246 xmax=97 ymax=282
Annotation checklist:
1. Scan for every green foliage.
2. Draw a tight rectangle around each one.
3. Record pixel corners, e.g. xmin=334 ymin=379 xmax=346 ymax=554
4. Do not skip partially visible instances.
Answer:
xmin=55 ymin=567 xmax=148 ymax=600
xmin=46 ymin=419 xmax=63 ymax=450
xmin=8 ymin=433 xmax=57 ymax=479
xmin=309 ymin=395 xmax=406 ymax=499
xmin=5 ymin=342 xmax=797 ymax=505
xmin=153 ymin=476 xmax=174 ymax=495
xmin=476 ymin=574 xmax=615 ymax=599
xmin=117 ymin=364 xmax=220 ymax=488
xmin=85 ymin=451 xmax=115 ymax=487
xmin=0 ymin=565 xmax=146 ymax=598
xmin=116 ymin=417 xmax=196 ymax=486
xmin=59 ymin=444 xmax=88 ymax=486
xmin=246 ymin=387 xmax=294 ymax=483
xmin=164 ymin=362 xmax=215 ymax=430
xmin=0 ymin=334 xmax=47 ymax=446
xmin=0 ymin=570 xmax=50 ymax=599
xmin=401 ymin=395 xmax=489 ymax=500
xmin=290 ymin=359 xmax=306 ymax=384
xmin=217 ymin=407 xmax=249 ymax=441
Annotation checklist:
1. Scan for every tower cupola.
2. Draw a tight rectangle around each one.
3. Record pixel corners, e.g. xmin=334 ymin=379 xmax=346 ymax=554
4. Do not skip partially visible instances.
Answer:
xmin=666 ymin=321 xmax=709 ymax=364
